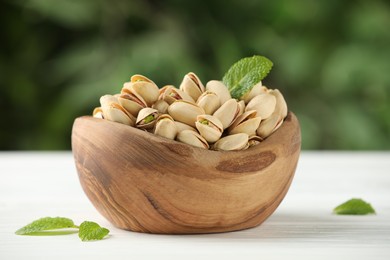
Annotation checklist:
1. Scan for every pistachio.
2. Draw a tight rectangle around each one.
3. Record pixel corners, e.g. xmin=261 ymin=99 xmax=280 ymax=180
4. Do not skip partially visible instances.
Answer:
xmin=136 ymin=108 xmax=159 ymax=129
xmin=120 ymin=83 xmax=147 ymax=116
xmin=238 ymin=100 xmax=245 ymax=117
xmin=213 ymin=133 xmax=249 ymax=151
xmin=195 ymin=115 xmax=223 ymax=143
xmin=177 ymin=130 xmax=209 ymax=149
xmin=205 ymin=80 xmax=231 ymax=105
xmin=168 ymin=100 xmax=205 ymax=127
xmin=213 ymin=99 xmax=240 ymax=129
xmin=130 ymin=74 xmax=159 ymax=106
xmin=228 ymin=110 xmax=261 ymax=136
xmin=245 ymin=93 xmax=276 ymax=120
xmin=241 ymin=82 xmax=268 ymax=104
xmin=256 ymin=113 xmax=280 ymax=138
xmin=154 ymin=114 xmax=177 ymax=140
xmin=102 ymin=102 xmax=135 ymax=126
xmin=196 ymin=91 xmax=220 ymax=115
xmin=179 ymin=72 xmax=205 ymax=101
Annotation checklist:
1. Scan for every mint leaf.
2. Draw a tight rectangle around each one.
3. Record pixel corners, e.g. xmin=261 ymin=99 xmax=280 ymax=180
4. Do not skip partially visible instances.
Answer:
xmin=78 ymin=221 xmax=109 ymax=241
xmin=15 ymin=217 xmax=77 ymax=235
xmin=222 ymin=55 xmax=273 ymax=99
xmin=333 ymin=198 xmax=376 ymax=215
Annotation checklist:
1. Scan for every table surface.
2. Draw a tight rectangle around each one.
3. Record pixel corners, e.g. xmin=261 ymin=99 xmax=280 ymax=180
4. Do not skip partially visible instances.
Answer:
xmin=0 ymin=151 xmax=389 ymax=260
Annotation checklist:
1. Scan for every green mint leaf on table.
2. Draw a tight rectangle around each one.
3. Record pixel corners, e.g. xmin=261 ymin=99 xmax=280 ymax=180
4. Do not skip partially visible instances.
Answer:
xmin=333 ymin=198 xmax=376 ymax=215
xmin=15 ymin=217 xmax=77 ymax=235
xmin=222 ymin=55 xmax=273 ymax=99
xmin=78 ymin=221 xmax=110 ymax=241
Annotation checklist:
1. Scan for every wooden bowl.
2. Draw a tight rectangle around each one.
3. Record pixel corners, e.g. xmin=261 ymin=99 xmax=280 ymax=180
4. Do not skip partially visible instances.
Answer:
xmin=72 ymin=112 xmax=301 ymax=234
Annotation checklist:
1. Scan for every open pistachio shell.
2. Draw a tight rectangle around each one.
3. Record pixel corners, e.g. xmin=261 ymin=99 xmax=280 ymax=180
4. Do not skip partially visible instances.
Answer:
xmin=120 ymin=83 xmax=147 ymax=115
xmin=269 ymin=89 xmax=288 ymax=119
xmin=154 ymin=114 xmax=177 ymax=140
xmin=102 ymin=102 xmax=135 ymax=126
xmin=256 ymin=113 xmax=281 ymax=138
xmin=162 ymin=85 xmax=195 ymax=105
xmin=245 ymin=93 xmax=276 ymax=120
xmin=152 ymin=99 xmax=170 ymax=114
xmin=136 ymin=108 xmax=159 ymax=129
xmin=213 ymin=133 xmax=249 ymax=151
xmin=228 ymin=110 xmax=261 ymax=136
xmin=100 ymin=94 xmax=119 ymax=107
xmin=196 ymin=91 xmax=220 ymax=115
xmin=168 ymin=100 xmax=205 ymax=127
xmin=213 ymin=99 xmax=240 ymax=129
xmin=177 ymin=130 xmax=209 ymax=149
xmin=205 ymin=80 xmax=231 ymax=105
xmin=179 ymin=72 xmax=205 ymax=101
xmin=241 ymin=82 xmax=269 ymax=104
xmin=195 ymin=115 xmax=223 ymax=143
xmin=130 ymin=74 xmax=159 ymax=106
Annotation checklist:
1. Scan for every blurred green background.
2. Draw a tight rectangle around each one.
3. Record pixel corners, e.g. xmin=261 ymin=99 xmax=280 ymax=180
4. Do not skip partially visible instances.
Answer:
xmin=1 ymin=0 xmax=389 ymax=150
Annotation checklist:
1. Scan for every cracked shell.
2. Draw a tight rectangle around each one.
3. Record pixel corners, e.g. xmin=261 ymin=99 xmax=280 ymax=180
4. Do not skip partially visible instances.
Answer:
xmin=196 ymin=91 xmax=220 ymax=115
xmin=179 ymin=72 xmax=205 ymax=101
xmin=162 ymin=85 xmax=195 ymax=105
xmin=136 ymin=108 xmax=159 ymax=129
xmin=228 ymin=110 xmax=261 ymax=136
xmin=129 ymin=74 xmax=159 ymax=106
xmin=213 ymin=99 xmax=240 ymax=129
xmin=195 ymin=115 xmax=223 ymax=143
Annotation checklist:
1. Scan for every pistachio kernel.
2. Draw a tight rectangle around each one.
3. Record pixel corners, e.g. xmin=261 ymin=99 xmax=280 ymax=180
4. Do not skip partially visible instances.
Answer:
xmin=144 ymin=114 xmax=155 ymax=124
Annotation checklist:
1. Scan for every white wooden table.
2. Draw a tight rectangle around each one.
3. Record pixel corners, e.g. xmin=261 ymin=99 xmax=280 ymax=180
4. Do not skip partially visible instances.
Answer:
xmin=0 ymin=152 xmax=389 ymax=259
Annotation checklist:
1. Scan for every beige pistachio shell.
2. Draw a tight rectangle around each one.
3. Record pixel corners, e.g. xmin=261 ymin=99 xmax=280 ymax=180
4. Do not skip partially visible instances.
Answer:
xmin=269 ymin=89 xmax=288 ymax=119
xmin=195 ymin=115 xmax=223 ymax=143
xmin=213 ymin=133 xmax=249 ymax=151
xmin=196 ymin=91 xmax=220 ymax=115
xmin=136 ymin=108 xmax=159 ymax=129
xmin=154 ymin=114 xmax=177 ymax=140
xmin=177 ymin=130 xmax=209 ymax=149
xmin=241 ymin=82 xmax=269 ymax=104
xmin=152 ymin=99 xmax=170 ymax=114
xmin=102 ymin=102 xmax=135 ymax=126
xmin=205 ymin=80 xmax=231 ymax=105
xmin=162 ymin=85 xmax=195 ymax=105
xmin=256 ymin=113 xmax=281 ymax=138
xmin=228 ymin=110 xmax=261 ymax=136
xmin=118 ymin=93 xmax=145 ymax=117
xmin=129 ymin=74 xmax=159 ymax=106
xmin=92 ymin=107 xmax=104 ymax=119
xmin=179 ymin=72 xmax=205 ymax=101
xmin=174 ymin=121 xmax=197 ymax=133
xmin=168 ymin=100 xmax=205 ymax=127
xmin=245 ymin=93 xmax=276 ymax=120
xmin=213 ymin=99 xmax=240 ymax=129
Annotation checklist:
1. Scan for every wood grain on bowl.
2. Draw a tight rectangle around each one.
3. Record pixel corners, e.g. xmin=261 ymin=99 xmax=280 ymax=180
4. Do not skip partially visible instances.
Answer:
xmin=71 ymin=112 xmax=301 ymax=234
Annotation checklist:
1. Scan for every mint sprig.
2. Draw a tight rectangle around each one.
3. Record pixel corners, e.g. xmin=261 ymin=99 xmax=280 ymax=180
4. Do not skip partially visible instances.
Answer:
xmin=222 ymin=55 xmax=273 ymax=99
xmin=79 ymin=221 xmax=110 ymax=241
xmin=15 ymin=217 xmax=110 ymax=241
xmin=333 ymin=198 xmax=376 ymax=215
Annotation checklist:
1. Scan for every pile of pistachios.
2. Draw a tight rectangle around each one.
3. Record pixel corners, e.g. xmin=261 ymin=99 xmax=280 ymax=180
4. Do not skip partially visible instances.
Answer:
xmin=93 ymin=73 xmax=287 ymax=151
